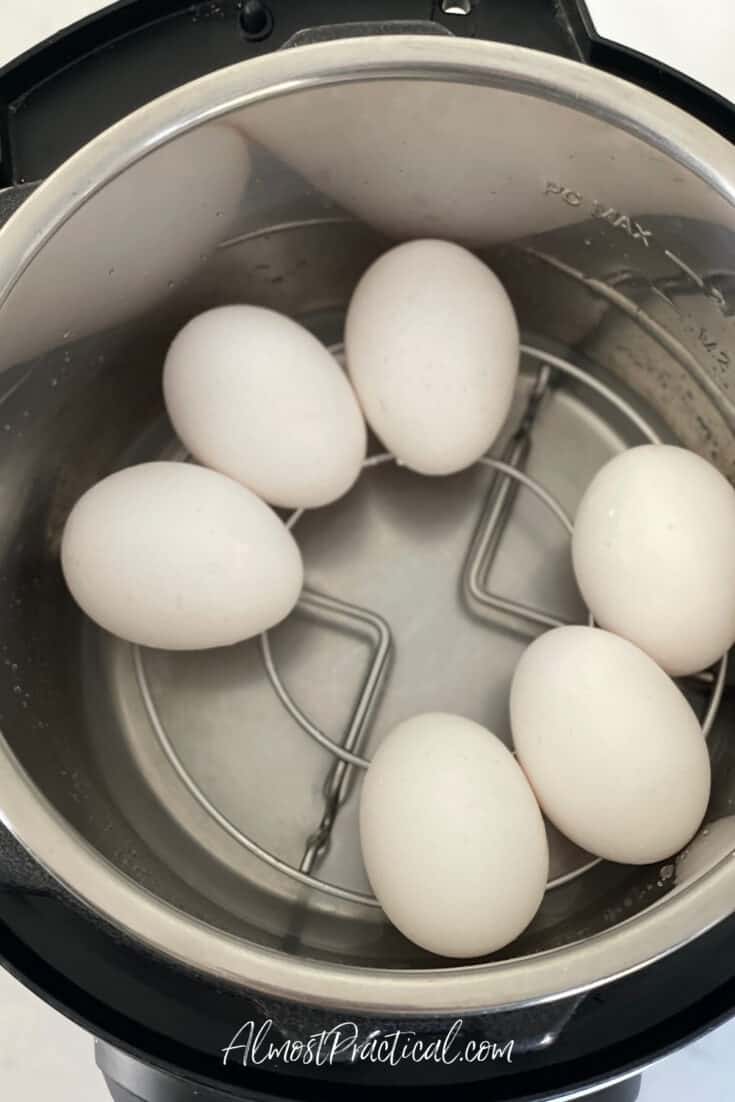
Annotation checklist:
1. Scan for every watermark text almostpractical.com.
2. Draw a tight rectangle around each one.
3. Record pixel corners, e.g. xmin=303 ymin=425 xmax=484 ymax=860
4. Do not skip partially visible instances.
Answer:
xmin=223 ymin=1019 xmax=514 ymax=1069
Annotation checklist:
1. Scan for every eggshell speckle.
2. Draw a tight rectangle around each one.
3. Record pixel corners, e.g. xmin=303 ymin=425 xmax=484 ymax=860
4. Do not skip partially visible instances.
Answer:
xmin=572 ymin=445 xmax=735 ymax=676
xmin=164 ymin=306 xmax=366 ymax=509
xmin=511 ymin=626 xmax=711 ymax=865
xmin=61 ymin=462 xmax=303 ymax=649
xmin=345 ymin=240 xmax=519 ymax=475
xmin=359 ymin=712 xmax=548 ymax=958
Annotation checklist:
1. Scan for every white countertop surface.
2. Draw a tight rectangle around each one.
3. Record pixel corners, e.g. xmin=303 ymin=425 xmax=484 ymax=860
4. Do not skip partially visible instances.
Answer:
xmin=2 ymin=961 xmax=735 ymax=1100
xmin=585 ymin=0 xmax=735 ymax=103
xmin=1 ymin=3 xmax=734 ymax=1099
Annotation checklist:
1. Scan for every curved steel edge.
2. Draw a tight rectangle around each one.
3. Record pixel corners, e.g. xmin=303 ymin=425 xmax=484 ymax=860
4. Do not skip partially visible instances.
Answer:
xmin=0 ymin=904 xmax=733 ymax=1100
xmin=0 ymin=36 xmax=734 ymax=1014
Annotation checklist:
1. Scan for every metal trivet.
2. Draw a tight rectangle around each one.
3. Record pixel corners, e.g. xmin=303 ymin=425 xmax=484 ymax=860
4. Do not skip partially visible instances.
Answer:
xmin=134 ymin=343 xmax=728 ymax=909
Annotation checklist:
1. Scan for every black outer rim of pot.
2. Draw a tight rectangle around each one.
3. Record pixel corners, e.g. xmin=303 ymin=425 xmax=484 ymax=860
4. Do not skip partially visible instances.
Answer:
xmin=1 ymin=888 xmax=735 ymax=1100
xmin=1 ymin=2 xmax=734 ymax=1099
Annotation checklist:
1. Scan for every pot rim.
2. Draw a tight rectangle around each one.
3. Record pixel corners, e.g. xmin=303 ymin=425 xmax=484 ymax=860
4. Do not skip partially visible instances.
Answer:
xmin=1 ymin=35 xmax=734 ymax=1014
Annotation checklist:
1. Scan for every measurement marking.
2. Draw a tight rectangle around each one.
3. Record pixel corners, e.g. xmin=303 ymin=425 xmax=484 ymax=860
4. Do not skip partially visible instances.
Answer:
xmin=591 ymin=202 xmax=652 ymax=246
xmin=665 ymin=249 xmax=705 ymax=288
xmin=543 ymin=181 xmax=652 ymax=245
xmin=665 ymin=249 xmax=730 ymax=314
xmin=650 ymin=285 xmax=678 ymax=310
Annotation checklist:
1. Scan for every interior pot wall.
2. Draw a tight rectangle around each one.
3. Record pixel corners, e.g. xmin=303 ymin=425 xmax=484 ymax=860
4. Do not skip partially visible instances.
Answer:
xmin=0 ymin=63 xmax=734 ymax=988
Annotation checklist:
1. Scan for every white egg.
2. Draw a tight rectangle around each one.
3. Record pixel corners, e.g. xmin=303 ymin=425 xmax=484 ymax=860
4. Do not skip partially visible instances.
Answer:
xmin=359 ymin=713 xmax=549 ymax=958
xmin=510 ymin=626 xmax=711 ymax=865
xmin=163 ymin=306 xmax=367 ymax=509
xmin=572 ymin=444 xmax=735 ymax=676
xmin=345 ymin=240 xmax=519 ymax=475
xmin=61 ymin=462 xmax=303 ymax=649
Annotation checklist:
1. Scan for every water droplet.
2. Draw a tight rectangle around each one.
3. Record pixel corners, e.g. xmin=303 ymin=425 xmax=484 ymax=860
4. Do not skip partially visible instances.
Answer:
xmin=3 ymin=424 xmax=10 ymax=432
xmin=10 ymin=663 xmax=18 ymax=673
xmin=12 ymin=684 xmax=21 ymax=695
xmin=702 ymin=828 xmax=710 ymax=836
xmin=21 ymin=700 xmax=29 ymax=709
xmin=661 ymin=864 xmax=674 ymax=881
xmin=22 ymin=410 xmax=29 ymax=418
xmin=63 ymin=330 xmax=72 ymax=341
xmin=50 ymin=377 xmax=58 ymax=388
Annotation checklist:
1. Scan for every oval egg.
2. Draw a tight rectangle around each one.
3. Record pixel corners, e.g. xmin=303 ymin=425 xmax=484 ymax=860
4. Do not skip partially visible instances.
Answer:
xmin=510 ymin=626 xmax=711 ymax=865
xmin=572 ymin=444 xmax=735 ymax=676
xmin=61 ymin=461 xmax=303 ymax=649
xmin=359 ymin=712 xmax=549 ymax=958
xmin=345 ymin=240 xmax=519 ymax=475
xmin=163 ymin=306 xmax=367 ymax=509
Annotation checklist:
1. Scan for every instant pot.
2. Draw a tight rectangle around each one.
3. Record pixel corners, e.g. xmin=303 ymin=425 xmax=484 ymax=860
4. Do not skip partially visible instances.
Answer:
xmin=2 ymin=3 xmax=735 ymax=1100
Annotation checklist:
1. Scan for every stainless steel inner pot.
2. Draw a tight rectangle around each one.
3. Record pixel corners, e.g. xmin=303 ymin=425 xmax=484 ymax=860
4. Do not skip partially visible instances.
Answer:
xmin=1 ymin=36 xmax=735 ymax=1019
